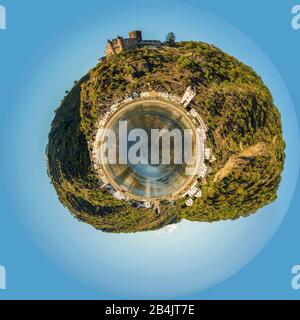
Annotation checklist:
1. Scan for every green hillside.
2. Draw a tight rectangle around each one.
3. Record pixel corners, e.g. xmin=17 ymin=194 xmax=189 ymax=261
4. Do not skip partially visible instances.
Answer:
xmin=47 ymin=41 xmax=285 ymax=233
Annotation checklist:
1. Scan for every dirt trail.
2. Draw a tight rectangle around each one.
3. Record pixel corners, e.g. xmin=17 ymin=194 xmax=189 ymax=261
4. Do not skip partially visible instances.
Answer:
xmin=213 ymin=142 xmax=267 ymax=183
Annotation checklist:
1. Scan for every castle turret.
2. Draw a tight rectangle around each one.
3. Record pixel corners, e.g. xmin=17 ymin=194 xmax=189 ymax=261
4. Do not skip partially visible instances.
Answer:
xmin=129 ymin=30 xmax=142 ymax=42
xmin=105 ymin=40 xmax=116 ymax=56
xmin=116 ymin=36 xmax=125 ymax=51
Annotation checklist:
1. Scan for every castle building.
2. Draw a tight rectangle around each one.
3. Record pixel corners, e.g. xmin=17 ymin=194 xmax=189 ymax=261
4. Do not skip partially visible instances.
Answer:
xmin=105 ymin=30 xmax=162 ymax=58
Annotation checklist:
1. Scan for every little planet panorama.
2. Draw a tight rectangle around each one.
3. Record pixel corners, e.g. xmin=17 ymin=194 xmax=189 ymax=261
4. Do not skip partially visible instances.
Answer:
xmin=46 ymin=30 xmax=285 ymax=233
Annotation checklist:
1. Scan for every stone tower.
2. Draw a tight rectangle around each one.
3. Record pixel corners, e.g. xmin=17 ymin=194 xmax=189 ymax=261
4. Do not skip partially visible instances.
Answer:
xmin=129 ymin=30 xmax=143 ymax=41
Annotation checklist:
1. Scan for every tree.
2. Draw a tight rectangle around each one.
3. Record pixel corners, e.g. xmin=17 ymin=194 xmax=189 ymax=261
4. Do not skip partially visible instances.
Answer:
xmin=166 ymin=32 xmax=176 ymax=46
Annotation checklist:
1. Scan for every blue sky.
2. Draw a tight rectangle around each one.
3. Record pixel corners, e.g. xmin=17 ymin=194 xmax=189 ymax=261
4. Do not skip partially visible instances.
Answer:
xmin=0 ymin=0 xmax=300 ymax=299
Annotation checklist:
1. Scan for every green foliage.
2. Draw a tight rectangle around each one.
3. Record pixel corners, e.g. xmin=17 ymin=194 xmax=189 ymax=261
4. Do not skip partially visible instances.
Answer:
xmin=166 ymin=32 xmax=176 ymax=46
xmin=47 ymin=42 xmax=285 ymax=233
